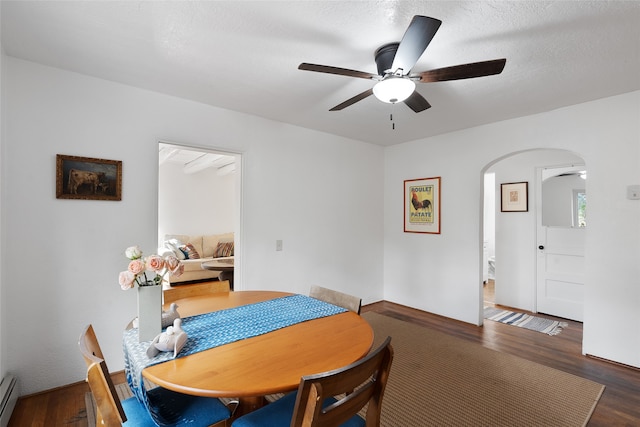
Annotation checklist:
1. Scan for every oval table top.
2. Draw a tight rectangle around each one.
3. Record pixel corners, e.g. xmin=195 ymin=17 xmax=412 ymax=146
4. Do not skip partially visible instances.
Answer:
xmin=144 ymin=290 xmax=374 ymax=400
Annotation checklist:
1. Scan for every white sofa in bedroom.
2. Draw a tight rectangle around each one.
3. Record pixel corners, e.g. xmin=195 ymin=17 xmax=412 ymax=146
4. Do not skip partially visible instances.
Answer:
xmin=159 ymin=232 xmax=234 ymax=285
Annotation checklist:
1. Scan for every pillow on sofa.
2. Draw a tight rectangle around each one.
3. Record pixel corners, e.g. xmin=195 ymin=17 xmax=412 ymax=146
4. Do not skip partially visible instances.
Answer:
xmin=180 ymin=243 xmax=201 ymax=259
xmin=157 ymin=247 xmax=175 ymax=258
xmin=213 ymin=241 xmax=234 ymax=258
xmin=203 ymin=233 xmax=234 ymax=258
xmin=165 ymin=239 xmax=186 ymax=260
xmin=165 ymin=234 xmax=204 ymax=258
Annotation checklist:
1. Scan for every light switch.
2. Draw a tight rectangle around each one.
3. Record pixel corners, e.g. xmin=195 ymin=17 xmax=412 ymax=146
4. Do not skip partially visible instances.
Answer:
xmin=627 ymin=185 xmax=640 ymax=200
xmin=276 ymin=240 xmax=283 ymax=251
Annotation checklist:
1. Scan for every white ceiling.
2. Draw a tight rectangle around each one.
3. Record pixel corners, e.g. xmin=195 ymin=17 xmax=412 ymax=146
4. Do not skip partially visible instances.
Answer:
xmin=159 ymin=143 xmax=235 ymax=175
xmin=2 ymin=1 xmax=639 ymax=146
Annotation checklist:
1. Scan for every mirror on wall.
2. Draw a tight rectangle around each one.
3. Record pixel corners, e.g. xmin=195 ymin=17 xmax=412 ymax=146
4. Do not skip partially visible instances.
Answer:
xmin=541 ymin=167 xmax=586 ymax=228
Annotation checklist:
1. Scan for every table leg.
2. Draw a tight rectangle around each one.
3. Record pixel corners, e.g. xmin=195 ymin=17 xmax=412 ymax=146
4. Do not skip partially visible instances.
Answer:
xmin=234 ymin=396 xmax=266 ymax=418
xmin=218 ymin=271 xmax=234 ymax=290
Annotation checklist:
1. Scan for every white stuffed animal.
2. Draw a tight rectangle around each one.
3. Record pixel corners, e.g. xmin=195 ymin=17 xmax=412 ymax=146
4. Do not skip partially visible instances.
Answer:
xmin=161 ymin=303 xmax=180 ymax=328
xmin=146 ymin=318 xmax=188 ymax=358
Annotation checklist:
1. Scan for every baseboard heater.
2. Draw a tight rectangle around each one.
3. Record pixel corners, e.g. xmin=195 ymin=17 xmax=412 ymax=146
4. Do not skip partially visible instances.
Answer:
xmin=0 ymin=376 xmax=18 ymax=427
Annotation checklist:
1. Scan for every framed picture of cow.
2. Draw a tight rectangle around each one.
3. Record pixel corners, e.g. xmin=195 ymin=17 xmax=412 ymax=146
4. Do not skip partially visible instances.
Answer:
xmin=56 ymin=154 xmax=122 ymax=201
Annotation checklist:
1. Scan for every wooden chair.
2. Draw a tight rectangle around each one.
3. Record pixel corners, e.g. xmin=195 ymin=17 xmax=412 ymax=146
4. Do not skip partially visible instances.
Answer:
xmin=163 ymin=280 xmax=230 ymax=304
xmin=309 ymin=285 xmax=362 ymax=314
xmin=231 ymin=336 xmax=393 ymax=427
xmin=79 ymin=324 xmax=230 ymax=427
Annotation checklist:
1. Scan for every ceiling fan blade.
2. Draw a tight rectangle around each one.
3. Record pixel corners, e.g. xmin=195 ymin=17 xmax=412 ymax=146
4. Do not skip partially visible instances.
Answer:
xmin=299 ymin=63 xmax=379 ymax=80
xmin=391 ymin=16 xmax=442 ymax=75
xmin=403 ymin=91 xmax=431 ymax=113
xmin=416 ymin=58 xmax=507 ymax=82
xmin=329 ymin=88 xmax=374 ymax=111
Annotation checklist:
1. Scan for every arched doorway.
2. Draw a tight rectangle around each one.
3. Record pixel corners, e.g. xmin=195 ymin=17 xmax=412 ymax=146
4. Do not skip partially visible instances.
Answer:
xmin=480 ymin=149 xmax=586 ymax=322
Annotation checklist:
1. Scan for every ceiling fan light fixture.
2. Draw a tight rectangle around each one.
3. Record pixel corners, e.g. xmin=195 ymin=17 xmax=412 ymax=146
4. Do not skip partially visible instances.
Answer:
xmin=372 ymin=78 xmax=415 ymax=104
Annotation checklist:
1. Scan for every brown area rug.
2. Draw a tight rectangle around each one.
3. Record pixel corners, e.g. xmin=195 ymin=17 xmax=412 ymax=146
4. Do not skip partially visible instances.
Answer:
xmin=87 ymin=312 xmax=604 ymax=426
xmin=363 ymin=312 xmax=604 ymax=426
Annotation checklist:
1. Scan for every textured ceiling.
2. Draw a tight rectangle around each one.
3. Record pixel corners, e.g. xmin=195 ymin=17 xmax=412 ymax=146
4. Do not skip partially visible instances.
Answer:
xmin=2 ymin=1 xmax=639 ymax=146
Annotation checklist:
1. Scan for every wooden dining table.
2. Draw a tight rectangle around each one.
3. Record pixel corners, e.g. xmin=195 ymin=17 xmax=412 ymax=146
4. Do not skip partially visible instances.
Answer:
xmin=140 ymin=290 xmax=374 ymax=416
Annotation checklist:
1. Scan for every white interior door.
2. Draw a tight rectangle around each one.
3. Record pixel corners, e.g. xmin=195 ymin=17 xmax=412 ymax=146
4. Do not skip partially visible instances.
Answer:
xmin=536 ymin=226 xmax=585 ymax=321
xmin=536 ymin=166 xmax=586 ymax=322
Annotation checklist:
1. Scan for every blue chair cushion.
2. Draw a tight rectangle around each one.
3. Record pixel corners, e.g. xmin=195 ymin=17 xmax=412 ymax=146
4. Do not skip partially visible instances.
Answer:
xmin=231 ymin=392 xmax=365 ymax=427
xmin=121 ymin=386 xmax=230 ymax=427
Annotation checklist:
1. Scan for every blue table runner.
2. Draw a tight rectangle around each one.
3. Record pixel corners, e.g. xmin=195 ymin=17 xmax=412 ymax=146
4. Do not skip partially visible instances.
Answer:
xmin=123 ymin=294 xmax=347 ymax=425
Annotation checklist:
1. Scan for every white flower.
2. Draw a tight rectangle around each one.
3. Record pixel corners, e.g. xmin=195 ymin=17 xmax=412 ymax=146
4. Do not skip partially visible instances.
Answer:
xmin=125 ymin=245 xmax=142 ymax=260
xmin=119 ymin=271 xmax=135 ymax=290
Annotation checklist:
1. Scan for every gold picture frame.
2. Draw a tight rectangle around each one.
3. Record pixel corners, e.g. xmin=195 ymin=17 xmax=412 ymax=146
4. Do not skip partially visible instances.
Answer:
xmin=56 ymin=154 xmax=122 ymax=201
xmin=404 ymin=177 xmax=441 ymax=234
xmin=501 ymin=181 xmax=528 ymax=212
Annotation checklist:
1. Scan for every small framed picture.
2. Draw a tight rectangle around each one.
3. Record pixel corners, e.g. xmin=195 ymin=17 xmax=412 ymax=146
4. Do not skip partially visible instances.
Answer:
xmin=404 ymin=177 xmax=441 ymax=234
xmin=501 ymin=181 xmax=528 ymax=212
xmin=56 ymin=154 xmax=122 ymax=201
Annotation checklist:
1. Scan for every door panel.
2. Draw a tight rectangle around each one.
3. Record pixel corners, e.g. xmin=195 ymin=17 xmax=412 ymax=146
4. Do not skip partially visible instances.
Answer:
xmin=547 ymin=253 xmax=584 ymax=275
xmin=536 ymin=226 xmax=585 ymax=321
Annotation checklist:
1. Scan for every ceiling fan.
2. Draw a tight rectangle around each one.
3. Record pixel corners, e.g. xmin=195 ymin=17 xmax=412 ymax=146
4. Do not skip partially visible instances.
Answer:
xmin=298 ymin=15 xmax=506 ymax=113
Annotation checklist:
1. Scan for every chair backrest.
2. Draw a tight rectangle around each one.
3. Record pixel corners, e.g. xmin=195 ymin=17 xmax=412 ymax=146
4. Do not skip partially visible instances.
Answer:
xmin=290 ymin=336 xmax=393 ymax=427
xmin=78 ymin=324 xmax=127 ymax=426
xmin=309 ymin=285 xmax=362 ymax=314
xmin=163 ymin=280 xmax=231 ymax=304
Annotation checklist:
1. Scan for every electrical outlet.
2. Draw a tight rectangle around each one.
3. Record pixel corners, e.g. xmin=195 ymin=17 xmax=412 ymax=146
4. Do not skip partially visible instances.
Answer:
xmin=276 ymin=240 xmax=283 ymax=251
xmin=627 ymin=185 xmax=640 ymax=200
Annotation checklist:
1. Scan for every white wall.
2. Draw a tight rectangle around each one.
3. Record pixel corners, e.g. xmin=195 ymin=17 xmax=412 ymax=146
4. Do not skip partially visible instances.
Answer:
xmin=158 ymin=161 xmax=235 ymax=244
xmin=483 ymin=172 xmax=495 ymax=265
xmin=1 ymin=57 xmax=384 ymax=395
xmin=384 ymin=91 xmax=640 ymax=368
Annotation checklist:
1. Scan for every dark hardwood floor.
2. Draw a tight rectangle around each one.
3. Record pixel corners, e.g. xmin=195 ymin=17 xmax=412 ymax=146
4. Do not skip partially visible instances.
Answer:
xmin=9 ymin=291 xmax=640 ymax=426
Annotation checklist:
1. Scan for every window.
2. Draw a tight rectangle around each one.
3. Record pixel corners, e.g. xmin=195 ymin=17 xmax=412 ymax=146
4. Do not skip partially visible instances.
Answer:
xmin=573 ymin=190 xmax=586 ymax=228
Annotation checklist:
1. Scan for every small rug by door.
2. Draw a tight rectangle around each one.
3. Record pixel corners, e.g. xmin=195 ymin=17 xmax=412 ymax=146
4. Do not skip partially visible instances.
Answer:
xmin=484 ymin=306 xmax=569 ymax=335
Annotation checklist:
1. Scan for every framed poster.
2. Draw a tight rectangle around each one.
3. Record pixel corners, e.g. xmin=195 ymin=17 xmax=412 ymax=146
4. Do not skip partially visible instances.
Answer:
xmin=404 ymin=177 xmax=441 ymax=234
xmin=56 ymin=154 xmax=122 ymax=200
xmin=501 ymin=181 xmax=528 ymax=212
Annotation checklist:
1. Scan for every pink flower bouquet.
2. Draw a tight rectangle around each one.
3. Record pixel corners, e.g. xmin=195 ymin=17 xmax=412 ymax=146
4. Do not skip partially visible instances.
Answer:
xmin=119 ymin=245 xmax=184 ymax=290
